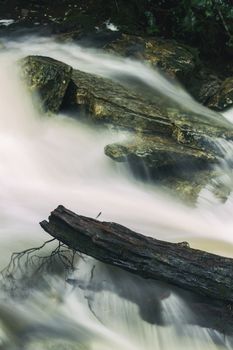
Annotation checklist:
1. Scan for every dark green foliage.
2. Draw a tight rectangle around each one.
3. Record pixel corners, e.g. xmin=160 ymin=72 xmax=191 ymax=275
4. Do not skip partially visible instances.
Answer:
xmin=85 ymin=0 xmax=233 ymax=58
xmin=0 ymin=0 xmax=232 ymax=58
xmin=142 ymin=0 xmax=233 ymax=57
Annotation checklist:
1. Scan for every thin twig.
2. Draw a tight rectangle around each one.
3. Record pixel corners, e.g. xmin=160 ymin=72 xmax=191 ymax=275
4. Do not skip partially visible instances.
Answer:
xmin=210 ymin=0 xmax=233 ymax=40
xmin=114 ymin=0 xmax=119 ymax=12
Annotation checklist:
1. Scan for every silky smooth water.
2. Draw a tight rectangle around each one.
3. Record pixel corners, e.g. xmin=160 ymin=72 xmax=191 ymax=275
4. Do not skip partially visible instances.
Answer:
xmin=0 ymin=36 xmax=232 ymax=349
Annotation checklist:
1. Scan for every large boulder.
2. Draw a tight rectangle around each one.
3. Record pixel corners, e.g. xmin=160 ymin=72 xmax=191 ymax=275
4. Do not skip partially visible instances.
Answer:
xmin=21 ymin=55 xmax=233 ymax=157
xmin=190 ymin=72 xmax=222 ymax=106
xmin=104 ymin=135 xmax=219 ymax=203
xmin=104 ymin=136 xmax=230 ymax=204
xmin=20 ymin=55 xmax=233 ymax=203
xmin=21 ymin=56 xmax=233 ymax=149
xmin=104 ymin=134 xmax=216 ymax=168
xmin=66 ymin=67 xmax=233 ymax=155
xmin=104 ymin=34 xmax=233 ymax=113
xmin=105 ymin=34 xmax=198 ymax=82
xmin=159 ymin=169 xmax=229 ymax=204
xmin=206 ymin=77 xmax=233 ymax=111
xmin=21 ymin=56 xmax=72 ymax=113
xmin=66 ymin=68 xmax=171 ymax=134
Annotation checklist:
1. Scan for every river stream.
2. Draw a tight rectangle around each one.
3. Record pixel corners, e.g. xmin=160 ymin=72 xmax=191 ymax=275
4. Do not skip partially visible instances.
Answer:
xmin=0 ymin=36 xmax=232 ymax=350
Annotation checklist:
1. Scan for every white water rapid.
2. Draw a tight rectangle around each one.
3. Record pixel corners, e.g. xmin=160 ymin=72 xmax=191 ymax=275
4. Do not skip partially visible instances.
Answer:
xmin=0 ymin=36 xmax=232 ymax=350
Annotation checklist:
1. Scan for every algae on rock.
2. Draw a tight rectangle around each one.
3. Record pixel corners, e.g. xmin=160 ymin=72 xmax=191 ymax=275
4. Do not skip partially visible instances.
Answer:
xmin=207 ymin=77 xmax=233 ymax=111
xmin=104 ymin=135 xmax=221 ymax=203
xmin=21 ymin=56 xmax=72 ymax=113
xmin=105 ymin=34 xmax=198 ymax=82
xmin=104 ymin=134 xmax=216 ymax=168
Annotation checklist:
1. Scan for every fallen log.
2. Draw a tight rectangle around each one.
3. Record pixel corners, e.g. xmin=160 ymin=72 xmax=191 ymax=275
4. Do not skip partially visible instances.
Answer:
xmin=40 ymin=205 xmax=233 ymax=303
xmin=40 ymin=205 xmax=233 ymax=335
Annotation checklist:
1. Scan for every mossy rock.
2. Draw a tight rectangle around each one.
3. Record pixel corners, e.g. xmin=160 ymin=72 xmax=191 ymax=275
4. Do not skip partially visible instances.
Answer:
xmin=67 ymin=67 xmax=233 ymax=156
xmin=104 ymin=134 xmax=228 ymax=204
xmin=104 ymin=134 xmax=216 ymax=168
xmin=20 ymin=56 xmax=72 ymax=113
xmin=21 ymin=55 xmax=233 ymax=153
xmin=68 ymin=68 xmax=171 ymax=134
xmin=207 ymin=77 xmax=233 ymax=111
xmin=105 ymin=34 xmax=199 ymax=82
xmin=20 ymin=55 xmax=233 ymax=204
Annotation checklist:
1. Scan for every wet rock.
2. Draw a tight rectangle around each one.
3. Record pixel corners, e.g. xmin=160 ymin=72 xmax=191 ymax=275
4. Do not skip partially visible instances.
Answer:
xmin=104 ymin=133 xmax=233 ymax=204
xmin=20 ymin=56 xmax=72 ymax=113
xmin=105 ymin=34 xmax=199 ymax=82
xmin=207 ymin=77 xmax=233 ymax=111
xmin=192 ymin=74 xmax=222 ymax=106
xmin=167 ymin=108 xmax=233 ymax=150
xmin=21 ymin=55 xmax=173 ymax=133
xmin=104 ymin=134 xmax=216 ymax=168
xmin=54 ymin=29 xmax=83 ymax=43
xmin=21 ymin=55 xmax=233 ymax=151
xmin=66 ymin=67 xmax=233 ymax=152
xmin=104 ymin=135 xmax=219 ymax=203
xmin=104 ymin=34 xmax=233 ymax=112
xmin=20 ymin=55 xmax=233 ymax=203
xmin=160 ymin=169 xmax=217 ymax=204
xmin=21 ymin=9 xmax=29 ymax=18
xmin=56 ymin=29 xmax=122 ymax=49
xmin=66 ymin=68 xmax=171 ymax=134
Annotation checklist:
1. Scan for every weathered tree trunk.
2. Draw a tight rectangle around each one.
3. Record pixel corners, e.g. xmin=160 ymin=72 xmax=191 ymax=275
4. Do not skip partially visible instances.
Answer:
xmin=40 ymin=205 xmax=233 ymax=335
xmin=40 ymin=205 xmax=233 ymax=303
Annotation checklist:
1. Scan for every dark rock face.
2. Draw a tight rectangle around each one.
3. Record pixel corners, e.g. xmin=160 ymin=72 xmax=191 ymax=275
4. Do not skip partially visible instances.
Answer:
xmin=103 ymin=34 xmax=233 ymax=114
xmin=21 ymin=55 xmax=233 ymax=203
xmin=104 ymin=135 xmax=216 ymax=169
xmin=104 ymin=34 xmax=233 ymax=113
xmin=105 ymin=34 xmax=198 ymax=83
xmin=22 ymin=56 xmax=233 ymax=149
xmin=20 ymin=56 xmax=72 ymax=113
xmin=194 ymin=74 xmax=222 ymax=106
xmin=190 ymin=72 xmax=233 ymax=113
xmin=68 ymin=67 xmax=233 ymax=154
xmin=207 ymin=77 xmax=233 ymax=111
xmin=104 ymin=136 xmax=222 ymax=203
xmin=67 ymin=68 xmax=171 ymax=135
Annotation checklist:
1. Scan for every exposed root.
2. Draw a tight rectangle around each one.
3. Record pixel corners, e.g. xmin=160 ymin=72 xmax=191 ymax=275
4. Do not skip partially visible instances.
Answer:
xmin=0 ymin=238 xmax=56 ymax=278
xmin=0 ymin=238 xmax=81 ymax=296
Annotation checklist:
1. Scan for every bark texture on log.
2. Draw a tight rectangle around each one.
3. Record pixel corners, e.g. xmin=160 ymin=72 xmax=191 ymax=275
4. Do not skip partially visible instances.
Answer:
xmin=40 ymin=205 xmax=233 ymax=304
xmin=40 ymin=205 xmax=233 ymax=335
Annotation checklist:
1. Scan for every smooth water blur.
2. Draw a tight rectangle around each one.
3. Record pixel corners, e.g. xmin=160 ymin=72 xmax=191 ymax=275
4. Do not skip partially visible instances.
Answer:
xmin=0 ymin=36 xmax=233 ymax=349
xmin=2 ymin=35 xmax=231 ymax=127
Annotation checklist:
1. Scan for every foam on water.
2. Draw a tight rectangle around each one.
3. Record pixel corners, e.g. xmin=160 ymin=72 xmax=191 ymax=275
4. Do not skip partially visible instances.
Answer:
xmin=0 ymin=36 xmax=232 ymax=349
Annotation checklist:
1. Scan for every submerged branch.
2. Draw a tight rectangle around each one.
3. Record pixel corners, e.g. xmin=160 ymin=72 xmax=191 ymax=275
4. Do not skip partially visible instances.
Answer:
xmin=0 ymin=237 xmax=80 ymax=296
xmin=0 ymin=238 xmax=56 ymax=278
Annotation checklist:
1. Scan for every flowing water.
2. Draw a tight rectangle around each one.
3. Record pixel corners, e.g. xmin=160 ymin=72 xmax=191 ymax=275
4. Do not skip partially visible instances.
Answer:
xmin=0 ymin=35 xmax=233 ymax=349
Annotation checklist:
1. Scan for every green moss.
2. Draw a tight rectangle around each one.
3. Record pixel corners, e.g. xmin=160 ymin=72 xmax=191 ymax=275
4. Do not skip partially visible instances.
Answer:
xmin=20 ymin=56 xmax=72 ymax=113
